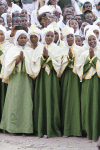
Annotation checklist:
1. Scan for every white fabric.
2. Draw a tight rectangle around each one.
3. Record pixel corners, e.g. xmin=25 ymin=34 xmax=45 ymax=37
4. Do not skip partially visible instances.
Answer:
xmin=14 ymin=30 xmax=28 ymax=46
xmin=22 ymin=1 xmax=38 ymax=14
xmin=31 ymin=10 xmax=41 ymax=27
xmin=1 ymin=13 xmax=8 ymax=28
xmin=57 ymin=20 xmax=65 ymax=30
xmin=30 ymin=42 xmax=61 ymax=78
xmin=7 ymin=2 xmax=22 ymax=14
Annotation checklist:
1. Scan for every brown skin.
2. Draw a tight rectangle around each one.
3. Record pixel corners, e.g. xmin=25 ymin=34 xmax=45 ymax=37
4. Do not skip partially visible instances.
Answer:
xmin=15 ymin=51 xmax=24 ymax=65
xmin=84 ymin=13 xmax=93 ymax=25
xmin=21 ymin=9 xmax=28 ymax=18
xmin=69 ymin=20 xmax=78 ymax=33
xmin=43 ymin=47 xmax=49 ymax=58
xmin=30 ymin=35 xmax=38 ymax=49
xmin=0 ymin=30 xmax=5 ymax=43
xmin=12 ymin=17 xmax=21 ymax=27
xmin=88 ymin=35 xmax=97 ymax=51
xmin=67 ymin=34 xmax=74 ymax=46
xmin=45 ymin=31 xmax=54 ymax=45
xmin=17 ymin=34 xmax=27 ymax=46
xmin=74 ymin=15 xmax=82 ymax=28
xmin=63 ymin=8 xmax=72 ymax=16
xmin=49 ymin=0 xmax=56 ymax=5
xmin=69 ymin=48 xmax=73 ymax=58
xmin=75 ymin=36 xmax=82 ymax=46
xmin=0 ymin=6 xmax=5 ymax=16
xmin=54 ymin=31 xmax=59 ymax=43
xmin=84 ymin=3 xmax=92 ymax=11
xmin=93 ymin=30 xmax=99 ymax=39
xmin=65 ymin=14 xmax=73 ymax=24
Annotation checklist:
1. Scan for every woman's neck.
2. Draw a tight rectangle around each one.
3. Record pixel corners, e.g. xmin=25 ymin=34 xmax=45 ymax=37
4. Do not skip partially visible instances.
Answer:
xmin=31 ymin=43 xmax=38 ymax=49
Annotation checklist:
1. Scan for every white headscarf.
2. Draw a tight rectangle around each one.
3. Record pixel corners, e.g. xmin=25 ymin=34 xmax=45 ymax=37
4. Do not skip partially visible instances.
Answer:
xmin=90 ymin=24 xmax=100 ymax=41
xmin=14 ymin=30 xmax=28 ymax=46
xmin=62 ymin=26 xmax=75 ymax=47
xmin=85 ymin=30 xmax=97 ymax=48
xmin=1 ymin=13 xmax=8 ymax=28
xmin=93 ymin=18 xmax=100 ymax=27
xmin=0 ymin=25 xmax=6 ymax=41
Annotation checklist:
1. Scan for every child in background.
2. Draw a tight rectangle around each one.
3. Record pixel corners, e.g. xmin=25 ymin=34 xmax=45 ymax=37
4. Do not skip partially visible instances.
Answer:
xmin=75 ymin=35 xmax=83 ymax=46
xmin=0 ymin=30 xmax=34 ymax=134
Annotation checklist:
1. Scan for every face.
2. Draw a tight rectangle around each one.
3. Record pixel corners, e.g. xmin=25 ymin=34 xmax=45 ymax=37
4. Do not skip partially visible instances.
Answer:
xmin=30 ymin=35 xmax=38 ymax=45
xmin=85 ymin=13 xmax=93 ymax=25
xmin=80 ymin=22 xmax=89 ymax=34
xmin=14 ymin=11 xmax=20 ymax=17
xmin=2 ymin=4 xmax=7 ymax=13
xmin=69 ymin=20 xmax=78 ymax=33
xmin=63 ymin=8 xmax=72 ymax=16
xmin=41 ymin=13 xmax=52 ymax=27
xmin=45 ymin=31 xmax=54 ymax=45
xmin=74 ymin=15 xmax=82 ymax=28
xmin=54 ymin=31 xmax=59 ymax=43
xmin=6 ymin=0 xmax=13 ymax=3
xmin=21 ymin=9 xmax=27 ymax=18
xmin=93 ymin=30 xmax=99 ymax=39
xmin=7 ymin=14 xmax=12 ymax=27
xmin=21 ymin=17 xmax=28 ymax=28
xmin=67 ymin=34 xmax=74 ymax=46
xmin=84 ymin=3 xmax=92 ymax=10
xmin=75 ymin=36 xmax=82 ymax=46
xmin=88 ymin=35 xmax=97 ymax=48
xmin=17 ymin=34 xmax=27 ymax=46
xmin=0 ymin=30 xmax=5 ymax=42
xmin=50 ymin=0 xmax=56 ymax=5
xmin=13 ymin=17 xmax=21 ymax=26
xmin=0 ymin=18 xmax=5 ymax=26
xmin=65 ymin=15 xmax=73 ymax=24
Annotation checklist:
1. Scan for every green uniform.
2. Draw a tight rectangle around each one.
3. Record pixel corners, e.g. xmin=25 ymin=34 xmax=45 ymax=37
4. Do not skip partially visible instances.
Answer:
xmin=0 ymin=62 xmax=33 ymax=133
xmin=33 ymin=57 xmax=61 ymax=138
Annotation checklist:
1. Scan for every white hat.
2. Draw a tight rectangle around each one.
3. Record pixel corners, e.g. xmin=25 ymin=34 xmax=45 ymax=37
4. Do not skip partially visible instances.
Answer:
xmin=62 ymin=26 xmax=74 ymax=38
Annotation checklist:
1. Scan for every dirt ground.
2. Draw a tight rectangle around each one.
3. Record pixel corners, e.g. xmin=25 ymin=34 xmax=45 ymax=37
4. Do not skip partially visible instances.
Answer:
xmin=0 ymin=133 xmax=98 ymax=150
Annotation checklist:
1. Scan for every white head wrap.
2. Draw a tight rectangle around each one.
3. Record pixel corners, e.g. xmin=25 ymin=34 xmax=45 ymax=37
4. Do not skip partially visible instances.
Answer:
xmin=90 ymin=25 xmax=100 ymax=40
xmin=84 ymin=24 xmax=92 ymax=36
xmin=29 ymin=25 xmax=40 ymax=42
xmin=1 ymin=13 xmax=8 ymax=28
xmin=14 ymin=30 xmax=28 ymax=46
xmin=39 ymin=5 xmax=52 ymax=15
xmin=62 ymin=26 xmax=75 ymax=47
xmin=42 ymin=23 xmax=54 ymax=44
xmin=85 ymin=30 xmax=97 ymax=48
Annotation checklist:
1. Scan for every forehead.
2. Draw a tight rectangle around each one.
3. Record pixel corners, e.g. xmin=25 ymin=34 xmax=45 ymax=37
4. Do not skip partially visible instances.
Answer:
xmin=70 ymin=19 xmax=77 ymax=24
xmin=85 ymin=3 xmax=92 ymax=7
xmin=46 ymin=31 xmax=54 ymax=35
xmin=85 ymin=13 xmax=92 ymax=17
xmin=22 ymin=10 xmax=27 ymax=13
xmin=75 ymin=15 xmax=81 ymax=19
xmin=14 ymin=17 xmax=21 ymax=21
xmin=18 ymin=34 xmax=27 ymax=38
xmin=67 ymin=34 xmax=74 ymax=37
xmin=0 ymin=18 xmax=4 ymax=22
xmin=0 ymin=30 xmax=4 ymax=34
xmin=88 ymin=35 xmax=96 ymax=39
xmin=76 ymin=36 xmax=81 ymax=40
xmin=64 ymin=8 xmax=71 ymax=12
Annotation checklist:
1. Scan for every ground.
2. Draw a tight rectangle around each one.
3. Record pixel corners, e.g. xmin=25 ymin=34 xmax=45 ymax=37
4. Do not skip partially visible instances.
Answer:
xmin=0 ymin=133 xmax=98 ymax=150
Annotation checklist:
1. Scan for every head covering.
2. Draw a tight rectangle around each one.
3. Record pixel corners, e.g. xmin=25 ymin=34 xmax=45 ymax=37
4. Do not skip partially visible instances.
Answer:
xmin=0 ymin=25 xmax=6 ymax=35
xmin=50 ymin=22 xmax=61 ymax=45
xmin=90 ymin=24 xmax=100 ymax=41
xmin=84 ymin=24 xmax=92 ymax=36
xmin=14 ymin=30 xmax=28 ymax=46
xmin=39 ymin=5 xmax=52 ymax=15
xmin=1 ymin=13 xmax=8 ymax=28
xmin=42 ymin=23 xmax=54 ymax=44
xmin=62 ymin=26 xmax=74 ymax=47
xmin=85 ymin=30 xmax=97 ymax=48
xmin=29 ymin=25 xmax=40 ymax=42
xmin=62 ymin=25 xmax=74 ymax=38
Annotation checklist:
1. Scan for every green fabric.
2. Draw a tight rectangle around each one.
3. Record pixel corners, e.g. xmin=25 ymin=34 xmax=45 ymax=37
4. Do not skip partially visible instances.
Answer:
xmin=81 ymin=74 xmax=100 ymax=141
xmin=58 ymin=0 xmax=71 ymax=9
xmin=61 ymin=67 xmax=82 ymax=137
xmin=67 ymin=56 xmax=74 ymax=66
xmin=0 ymin=61 xmax=33 ymax=133
xmin=33 ymin=57 xmax=61 ymax=138
xmin=0 ymin=50 xmax=3 ymax=56
xmin=83 ymin=57 xmax=98 ymax=74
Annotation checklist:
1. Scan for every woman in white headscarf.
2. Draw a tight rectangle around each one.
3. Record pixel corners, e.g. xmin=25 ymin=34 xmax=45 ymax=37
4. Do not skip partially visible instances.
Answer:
xmin=0 ymin=30 xmax=34 ymax=134
xmin=31 ymin=23 xmax=62 ymax=138
xmin=60 ymin=25 xmax=82 ymax=137
xmin=77 ymin=30 xmax=100 ymax=141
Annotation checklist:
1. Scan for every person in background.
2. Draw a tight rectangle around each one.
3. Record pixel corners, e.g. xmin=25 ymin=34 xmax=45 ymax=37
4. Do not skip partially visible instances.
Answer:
xmin=74 ymin=14 xmax=82 ymax=29
xmin=75 ymin=35 xmax=83 ymax=46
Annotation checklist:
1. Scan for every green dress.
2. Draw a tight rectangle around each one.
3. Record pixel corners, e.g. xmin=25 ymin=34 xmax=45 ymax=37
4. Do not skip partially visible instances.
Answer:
xmin=81 ymin=56 xmax=100 ymax=141
xmin=0 ymin=61 xmax=33 ymax=133
xmin=33 ymin=57 xmax=61 ymax=138
xmin=0 ymin=50 xmax=7 ymax=124
xmin=61 ymin=56 xmax=82 ymax=137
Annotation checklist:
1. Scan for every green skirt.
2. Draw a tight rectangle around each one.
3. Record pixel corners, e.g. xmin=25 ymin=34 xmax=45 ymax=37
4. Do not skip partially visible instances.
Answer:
xmin=81 ymin=74 xmax=100 ymax=141
xmin=61 ymin=67 xmax=82 ymax=137
xmin=34 ymin=68 xmax=61 ymax=138
xmin=0 ymin=71 xmax=33 ymax=134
